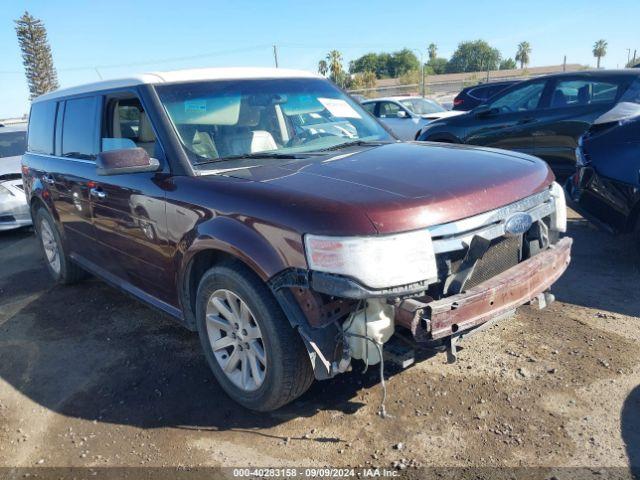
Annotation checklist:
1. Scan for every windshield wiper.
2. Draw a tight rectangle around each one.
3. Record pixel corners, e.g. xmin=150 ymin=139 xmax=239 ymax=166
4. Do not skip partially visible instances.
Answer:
xmin=319 ymin=140 xmax=392 ymax=152
xmin=193 ymin=152 xmax=310 ymax=167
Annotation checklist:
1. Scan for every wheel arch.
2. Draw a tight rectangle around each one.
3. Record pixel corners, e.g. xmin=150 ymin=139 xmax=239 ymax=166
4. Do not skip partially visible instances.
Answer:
xmin=178 ymin=219 xmax=305 ymax=330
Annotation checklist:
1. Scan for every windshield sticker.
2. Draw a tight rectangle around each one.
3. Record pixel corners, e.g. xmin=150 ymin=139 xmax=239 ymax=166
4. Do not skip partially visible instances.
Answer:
xmin=318 ymin=98 xmax=362 ymax=119
xmin=184 ymin=99 xmax=207 ymax=112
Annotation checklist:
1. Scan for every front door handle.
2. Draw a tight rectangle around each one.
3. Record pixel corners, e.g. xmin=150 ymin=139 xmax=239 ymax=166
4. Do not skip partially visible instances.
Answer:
xmin=89 ymin=187 xmax=107 ymax=200
xmin=42 ymin=174 xmax=55 ymax=185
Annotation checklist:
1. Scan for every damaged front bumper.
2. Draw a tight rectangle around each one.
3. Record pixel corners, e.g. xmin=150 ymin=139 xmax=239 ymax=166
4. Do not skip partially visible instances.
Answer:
xmin=270 ymin=237 xmax=572 ymax=380
xmin=395 ymin=236 xmax=572 ymax=342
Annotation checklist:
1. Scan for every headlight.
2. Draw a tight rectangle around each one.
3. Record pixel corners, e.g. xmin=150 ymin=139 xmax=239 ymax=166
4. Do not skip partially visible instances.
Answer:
xmin=304 ymin=230 xmax=438 ymax=289
xmin=550 ymin=182 xmax=567 ymax=233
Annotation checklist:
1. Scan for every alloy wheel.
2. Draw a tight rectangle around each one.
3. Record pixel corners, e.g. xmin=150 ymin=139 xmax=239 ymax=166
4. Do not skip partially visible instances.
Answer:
xmin=205 ymin=289 xmax=267 ymax=392
xmin=39 ymin=218 xmax=61 ymax=275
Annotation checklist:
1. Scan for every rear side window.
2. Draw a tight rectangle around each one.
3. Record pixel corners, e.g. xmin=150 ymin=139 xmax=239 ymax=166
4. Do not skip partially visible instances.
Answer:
xmin=549 ymin=80 xmax=619 ymax=108
xmin=62 ymin=97 xmax=98 ymax=160
xmin=362 ymin=102 xmax=376 ymax=115
xmin=27 ymin=101 xmax=56 ymax=155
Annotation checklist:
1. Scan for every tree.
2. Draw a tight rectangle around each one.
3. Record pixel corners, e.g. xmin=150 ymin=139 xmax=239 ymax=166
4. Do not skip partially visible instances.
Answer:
xmin=446 ymin=40 xmax=501 ymax=73
xmin=593 ymin=39 xmax=608 ymax=68
xmin=349 ymin=53 xmax=380 ymax=75
xmin=349 ymin=49 xmax=419 ymax=78
xmin=500 ymin=57 xmax=517 ymax=70
xmin=349 ymin=71 xmax=377 ymax=90
xmin=318 ymin=60 xmax=328 ymax=77
xmin=324 ymin=50 xmax=351 ymax=87
xmin=428 ymin=43 xmax=438 ymax=62
xmin=427 ymin=57 xmax=448 ymax=75
xmin=14 ymin=11 xmax=59 ymax=99
xmin=515 ymin=41 xmax=531 ymax=69
xmin=388 ymin=48 xmax=420 ymax=77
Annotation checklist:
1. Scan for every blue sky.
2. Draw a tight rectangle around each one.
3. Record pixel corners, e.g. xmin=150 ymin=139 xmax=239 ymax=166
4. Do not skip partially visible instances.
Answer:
xmin=1 ymin=0 xmax=638 ymax=117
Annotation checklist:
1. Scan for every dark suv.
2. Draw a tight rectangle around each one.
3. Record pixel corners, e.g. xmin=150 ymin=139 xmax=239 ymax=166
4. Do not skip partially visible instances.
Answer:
xmin=22 ymin=68 xmax=571 ymax=411
xmin=419 ymin=70 xmax=640 ymax=179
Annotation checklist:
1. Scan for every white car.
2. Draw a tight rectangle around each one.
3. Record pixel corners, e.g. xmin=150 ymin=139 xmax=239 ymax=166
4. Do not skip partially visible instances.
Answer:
xmin=0 ymin=124 xmax=31 ymax=231
xmin=362 ymin=96 xmax=464 ymax=140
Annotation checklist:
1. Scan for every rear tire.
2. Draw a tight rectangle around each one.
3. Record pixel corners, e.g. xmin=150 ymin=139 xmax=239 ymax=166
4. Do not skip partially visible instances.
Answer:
xmin=34 ymin=207 xmax=86 ymax=284
xmin=196 ymin=261 xmax=314 ymax=411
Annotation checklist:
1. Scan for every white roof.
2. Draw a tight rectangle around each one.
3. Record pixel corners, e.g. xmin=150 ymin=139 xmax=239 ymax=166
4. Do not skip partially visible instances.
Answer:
xmin=33 ymin=67 xmax=320 ymax=103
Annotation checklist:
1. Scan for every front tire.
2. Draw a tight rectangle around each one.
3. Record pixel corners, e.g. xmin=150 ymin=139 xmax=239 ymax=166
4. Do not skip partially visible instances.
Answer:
xmin=34 ymin=207 xmax=85 ymax=284
xmin=196 ymin=262 xmax=314 ymax=411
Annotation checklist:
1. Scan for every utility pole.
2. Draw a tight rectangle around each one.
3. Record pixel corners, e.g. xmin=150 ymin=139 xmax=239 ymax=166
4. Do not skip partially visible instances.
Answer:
xmin=411 ymin=48 xmax=424 ymax=97
xmin=272 ymin=45 xmax=279 ymax=68
xmin=563 ymin=55 xmax=566 ymax=72
xmin=627 ymin=48 xmax=632 ymax=66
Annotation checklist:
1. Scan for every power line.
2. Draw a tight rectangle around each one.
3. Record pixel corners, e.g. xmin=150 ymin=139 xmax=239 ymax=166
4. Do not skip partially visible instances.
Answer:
xmin=0 ymin=44 xmax=272 ymax=75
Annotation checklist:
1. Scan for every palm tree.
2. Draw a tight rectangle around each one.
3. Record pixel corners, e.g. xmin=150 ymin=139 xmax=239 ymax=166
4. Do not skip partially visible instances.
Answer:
xmin=428 ymin=43 xmax=437 ymax=62
xmin=515 ymin=41 xmax=531 ymax=69
xmin=326 ymin=50 xmax=343 ymax=84
xmin=593 ymin=39 xmax=608 ymax=68
xmin=317 ymin=59 xmax=328 ymax=77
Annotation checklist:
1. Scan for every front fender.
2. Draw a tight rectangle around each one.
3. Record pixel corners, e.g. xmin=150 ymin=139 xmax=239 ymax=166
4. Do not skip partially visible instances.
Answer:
xmin=180 ymin=215 xmax=306 ymax=281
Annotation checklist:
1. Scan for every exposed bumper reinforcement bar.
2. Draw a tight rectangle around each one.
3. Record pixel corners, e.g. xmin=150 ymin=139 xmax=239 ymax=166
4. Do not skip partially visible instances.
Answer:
xmin=395 ymin=237 xmax=573 ymax=342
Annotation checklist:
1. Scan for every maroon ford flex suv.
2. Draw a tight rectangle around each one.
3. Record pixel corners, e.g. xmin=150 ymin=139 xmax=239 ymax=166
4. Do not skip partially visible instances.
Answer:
xmin=22 ymin=68 xmax=572 ymax=411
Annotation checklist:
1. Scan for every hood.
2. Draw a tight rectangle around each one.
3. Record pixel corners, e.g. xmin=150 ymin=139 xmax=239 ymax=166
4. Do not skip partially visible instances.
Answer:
xmin=229 ymin=142 xmax=553 ymax=234
xmin=421 ymin=110 xmax=465 ymax=121
xmin=593 ymin=102 xmax=640 ymax=125
xmin=0 ymin=156 xmax=22 ymax=177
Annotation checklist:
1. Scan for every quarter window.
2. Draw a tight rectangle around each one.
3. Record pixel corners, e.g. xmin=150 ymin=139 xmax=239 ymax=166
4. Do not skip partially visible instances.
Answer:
xmin=62 ymin=97 xmax=98 ymax=160
xmin=27 ymin=101 xmax=56 ymax=155
xmin=549 ymin=80 xmax=618 ymax=108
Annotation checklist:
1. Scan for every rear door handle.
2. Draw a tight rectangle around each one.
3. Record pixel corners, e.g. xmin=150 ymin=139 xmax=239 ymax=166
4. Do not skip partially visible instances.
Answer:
xmin=517 ymin=117 xmax=535 ymax=125
xmin=89 ymin=187 xmax=107 ymax=200
xmin=42 ymin=174 xmax=55 ymax=185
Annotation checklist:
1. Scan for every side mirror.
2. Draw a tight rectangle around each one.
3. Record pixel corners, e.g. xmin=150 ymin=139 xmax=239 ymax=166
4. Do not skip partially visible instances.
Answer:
xmin=96 ymin=148 xmax=160 ymax=176
xmin=473 ymin=104 xmax=492 ymax=117
xmin=396 ymin=110 xmax=408 ymax=118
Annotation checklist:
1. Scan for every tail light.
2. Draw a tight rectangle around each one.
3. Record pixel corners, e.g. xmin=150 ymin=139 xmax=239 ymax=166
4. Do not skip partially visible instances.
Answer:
xmin=453 ymin=98 xmax=463 ymax=106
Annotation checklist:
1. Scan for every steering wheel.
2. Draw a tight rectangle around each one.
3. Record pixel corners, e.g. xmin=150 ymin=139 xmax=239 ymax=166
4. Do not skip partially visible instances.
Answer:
xmin=286 ymin=130 xmax=334 ymax=147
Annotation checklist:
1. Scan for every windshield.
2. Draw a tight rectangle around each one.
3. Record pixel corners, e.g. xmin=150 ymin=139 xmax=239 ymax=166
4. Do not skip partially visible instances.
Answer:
xmin=0 ymin=130 xmax=27 ymax=159
xmin=399 ymin=98 xmax=446 ymax=115
xmin=156 ymin=78 xmax=392 ymax=168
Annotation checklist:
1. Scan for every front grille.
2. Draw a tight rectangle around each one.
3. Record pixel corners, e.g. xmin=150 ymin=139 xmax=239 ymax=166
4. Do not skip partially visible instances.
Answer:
xmin=0 ymin=215 xmax=16 ymax=223
xmin=465 ymin=236 xmax=521 ymax=290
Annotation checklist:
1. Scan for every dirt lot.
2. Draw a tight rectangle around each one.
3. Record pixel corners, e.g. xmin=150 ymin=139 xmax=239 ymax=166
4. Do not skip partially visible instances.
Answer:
xmin=1 ymin=210 xmax=639 ymax=478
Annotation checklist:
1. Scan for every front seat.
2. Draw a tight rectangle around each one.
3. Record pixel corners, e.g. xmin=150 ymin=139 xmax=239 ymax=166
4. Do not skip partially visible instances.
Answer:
xmin=223 ymin=105 xmax=277 ymax=156
xmin=551 ymin=90 xmax=568 ymax=108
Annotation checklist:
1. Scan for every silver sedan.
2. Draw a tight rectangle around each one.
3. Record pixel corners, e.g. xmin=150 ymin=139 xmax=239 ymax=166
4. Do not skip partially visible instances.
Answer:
xmin=0 ymin=124 xmax=31 ymax=231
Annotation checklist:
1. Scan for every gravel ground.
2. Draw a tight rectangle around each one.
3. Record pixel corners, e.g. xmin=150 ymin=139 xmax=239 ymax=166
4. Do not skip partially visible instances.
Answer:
xmin=0 ymin=209 xmax=639 ymax=478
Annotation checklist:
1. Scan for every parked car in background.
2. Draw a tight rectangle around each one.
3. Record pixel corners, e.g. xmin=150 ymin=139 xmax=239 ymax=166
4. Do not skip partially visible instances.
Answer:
xmin=452 ymin=80 xmax=520 ymax=111
xmin=566 ymin=95 xmax=640 ymax=242
xmin=23 ymin=67 xmax=571 ymax=411
xmin=418 ymin=70 xmax=640 ymax=179
xmin=0 ymin=124 xmax=31 ymax=231
xmin=362 ymin=96 xmax=463 ymax=140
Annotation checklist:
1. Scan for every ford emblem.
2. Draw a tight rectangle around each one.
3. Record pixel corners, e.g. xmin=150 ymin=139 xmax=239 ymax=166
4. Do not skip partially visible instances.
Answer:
xmin=504 ymin=212 xmax=533 ymax=236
